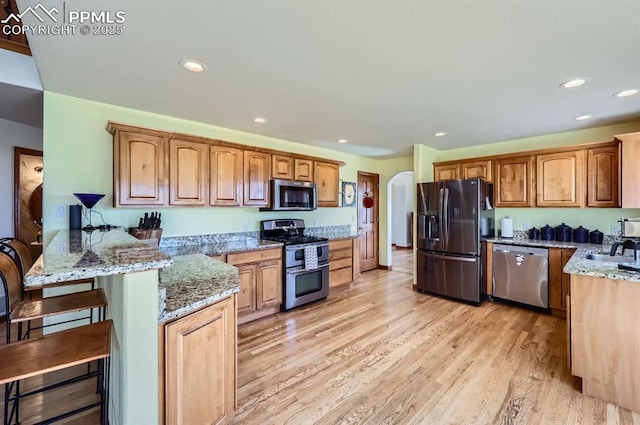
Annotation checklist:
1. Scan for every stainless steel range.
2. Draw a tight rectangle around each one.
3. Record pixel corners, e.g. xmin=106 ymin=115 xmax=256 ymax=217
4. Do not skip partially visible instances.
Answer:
xmin=260 ymin=219 xmax=329 ymax=311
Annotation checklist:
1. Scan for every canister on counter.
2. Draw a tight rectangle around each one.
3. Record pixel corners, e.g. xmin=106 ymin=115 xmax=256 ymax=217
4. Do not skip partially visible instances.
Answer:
xmin=541 ymin=224 xmax=555 ymax=241
xmin=528 ymin=227 xmax=540 ymax=240
xmin=573 ymin=226 xmax=589 ymax=243
xmin=589 ymin=229 xmax=603 ymax=244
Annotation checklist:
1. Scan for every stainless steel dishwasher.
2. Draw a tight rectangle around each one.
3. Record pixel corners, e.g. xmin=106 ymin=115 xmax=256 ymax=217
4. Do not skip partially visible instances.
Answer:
xmin=492 ymin=244 xmax=549 ymax=309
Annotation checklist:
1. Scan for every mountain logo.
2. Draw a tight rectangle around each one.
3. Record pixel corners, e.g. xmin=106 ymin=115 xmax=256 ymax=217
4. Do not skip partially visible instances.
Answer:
xmin=1 ymin=3 xmax=59 ymax=24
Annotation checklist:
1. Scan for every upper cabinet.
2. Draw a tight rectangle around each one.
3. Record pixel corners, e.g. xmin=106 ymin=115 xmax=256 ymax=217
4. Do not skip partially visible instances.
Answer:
xmin=169 ymin=139 xmax=209 ymax=206
xmin=108 ymin=122 xmax=343 ymax=208
xmin=315 ymin=161 xmax=340 ymax=207
xmin=617 ymin=132 xmax=640 ymax=208
xmin=113 ymin=130 xmax=167 ymax=206
xmin=243 ymin=151 xmax=271 ymax=206
xmin=434 ymin=164 xmax=460 ymax=181
xmin=210 ymin=146 xmax=243 ymax=207
xmin=462 ymin=160 xmax=492 ymax=182
xmin=587 ymin=145 xmax=619 ymax=208
xmin=271 ymin=155 xmax=293 ymax=180
xmin=294 ymin=158 xmax=314 ymax=182
xmin=494 ymin=155 xmax=535 ymax=207
xmin=536 ymin=150 xmax=586 ymax=207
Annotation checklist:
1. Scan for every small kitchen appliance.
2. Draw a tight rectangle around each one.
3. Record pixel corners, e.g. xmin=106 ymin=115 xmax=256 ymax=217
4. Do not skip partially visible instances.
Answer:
xmin=620 ymin=218 xmax=640 ymax=238
xmin=260 ymin=219 xmax=329 ymax=311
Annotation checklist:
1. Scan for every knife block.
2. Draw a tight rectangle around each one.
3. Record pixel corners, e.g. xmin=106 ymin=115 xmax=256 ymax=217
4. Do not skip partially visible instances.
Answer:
xmin=128 ymin=227 xmax=163 ymax=248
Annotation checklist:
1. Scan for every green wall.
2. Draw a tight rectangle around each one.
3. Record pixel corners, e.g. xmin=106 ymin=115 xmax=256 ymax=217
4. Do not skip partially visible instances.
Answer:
xmin=428 ymin=119 xmax=640 ymax=235
xmin=42 ymin=92 xmax=412 ymax=265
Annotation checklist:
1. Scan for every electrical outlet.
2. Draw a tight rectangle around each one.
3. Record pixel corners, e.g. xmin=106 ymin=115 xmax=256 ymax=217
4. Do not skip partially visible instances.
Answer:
xmin=611 ymin=224 xmax=619 ymax=235
xmin=522 ymin=222 xmax=530 ymax=231
xmin=242 ymin=223 xmax=248 ymax=231
xmin=352 ymin=215 xmax=355 ymax=222
xmin=313 ymin=219 xmax=318 ymax=226
xmin=56 ymin=205 xmax=66 ymax=217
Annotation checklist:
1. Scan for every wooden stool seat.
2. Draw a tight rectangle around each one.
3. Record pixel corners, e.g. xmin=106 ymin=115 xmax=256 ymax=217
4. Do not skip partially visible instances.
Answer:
xmin=0 ymin=320 xmax=112 ymax=385
xmin=9 ymin=288 xmax=107 ymax=323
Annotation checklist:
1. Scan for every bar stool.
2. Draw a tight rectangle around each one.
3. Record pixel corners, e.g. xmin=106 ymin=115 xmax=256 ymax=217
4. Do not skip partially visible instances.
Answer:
xmin=0 ymin=320 xmax=112 ymax=424
xmin=0 ymin=239 xmax=107 ymax=343
xmin=0 ymin=252 xmax=107 ymax=343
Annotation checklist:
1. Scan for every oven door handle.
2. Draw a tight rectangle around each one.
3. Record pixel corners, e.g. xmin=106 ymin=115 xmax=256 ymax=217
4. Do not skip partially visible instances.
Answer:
xmin=287 ymin=263 xmax=330 ymax=275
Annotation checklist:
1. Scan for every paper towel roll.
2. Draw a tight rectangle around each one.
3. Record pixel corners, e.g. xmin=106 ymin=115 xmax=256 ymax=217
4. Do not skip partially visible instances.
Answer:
xmin=481 ymin=217 xmax=490 ymax=236
xmin=501 ymin=216 xmax=513 ymax=238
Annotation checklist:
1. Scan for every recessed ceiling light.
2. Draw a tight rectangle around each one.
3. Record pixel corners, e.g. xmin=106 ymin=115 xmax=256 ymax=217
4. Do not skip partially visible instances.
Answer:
xmin=179 ymin=59 xmax=206 ymax=72
xmin=614 ymin=89 xmax=639 ymax=98
xmin=434 ymin=132 xmax=447 ymax=137
xmin=337 ymin=139 xmax=348 ymax=144
xmin=253 ymin=117 xmax=266 ymax=123
xmin=575 ymin=114 xmax=592 ymax=121
xmin=560 ymin=78 xmax=588 ymax=88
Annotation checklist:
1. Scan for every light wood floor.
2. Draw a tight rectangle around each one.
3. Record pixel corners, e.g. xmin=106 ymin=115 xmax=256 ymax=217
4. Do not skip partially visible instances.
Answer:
xmin=234 ymin=249 xmax=639 ymax=425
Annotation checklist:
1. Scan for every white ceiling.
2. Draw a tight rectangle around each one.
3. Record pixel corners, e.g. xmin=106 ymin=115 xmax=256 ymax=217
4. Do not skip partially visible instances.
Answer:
xmin=15 ymin=0 xmax=640 ymax=157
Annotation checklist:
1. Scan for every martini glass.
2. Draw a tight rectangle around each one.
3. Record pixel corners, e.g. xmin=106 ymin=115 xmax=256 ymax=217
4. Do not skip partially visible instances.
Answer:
xmin=73 ymin=193 xmax=105 ymax=232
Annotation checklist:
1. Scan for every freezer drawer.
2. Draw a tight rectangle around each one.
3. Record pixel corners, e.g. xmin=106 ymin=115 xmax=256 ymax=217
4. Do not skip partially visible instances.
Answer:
xmin=492 ymin=244 xmax=549 ymax=308
xmin=417 ymin=250 xmax=481 ymax=304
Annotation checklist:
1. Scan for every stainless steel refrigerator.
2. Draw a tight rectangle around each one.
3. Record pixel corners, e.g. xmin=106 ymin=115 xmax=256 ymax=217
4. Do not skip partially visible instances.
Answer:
xmin=416 ymin=178 xmax=494 ymax=304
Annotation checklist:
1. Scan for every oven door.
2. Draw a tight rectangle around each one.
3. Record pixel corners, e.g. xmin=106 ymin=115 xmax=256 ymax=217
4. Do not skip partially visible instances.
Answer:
xmin=283 ymin=263 xmax=329 ymax=311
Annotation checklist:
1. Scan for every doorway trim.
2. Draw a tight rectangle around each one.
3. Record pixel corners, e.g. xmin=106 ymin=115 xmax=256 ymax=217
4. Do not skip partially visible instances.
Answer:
xmin=386 ymin=170 xmax=414 ymax=271
xmin=357 ymin=171 xmax=380 ymax=272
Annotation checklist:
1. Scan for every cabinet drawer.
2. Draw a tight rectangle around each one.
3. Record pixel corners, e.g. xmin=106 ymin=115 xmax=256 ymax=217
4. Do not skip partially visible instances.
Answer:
xmin=330 ymin=239 xmax=353 ymax=250
xmin=329 ymin=249 xmax=352 ymax=262
xmin=330 ymin=267 xmax=353 ymax=287
xmin=330 ymin=257 xmax=352 ymax=271
xmin=208 ymin=254 xmax=226 ymax=262
xmin=227 ymin=248 xmax=281 ymax=265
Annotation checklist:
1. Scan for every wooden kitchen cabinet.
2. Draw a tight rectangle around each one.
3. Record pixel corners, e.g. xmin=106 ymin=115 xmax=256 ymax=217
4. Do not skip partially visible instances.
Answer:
xmin=433 ymin=163 xmax=460 ymax=181
xmin=113 ymin=130 xmax=168 ymax=206
xmin=227 ymin=248 xmax=282 ymax=324
xmin=272 ymin=154 xmax=294 ymax=180
xmin=294 ymin=158 xmax=314 ymax=182
xmin=616 ymin=132 xmax=640 ymax=208
xmin=587 ymin=145 xmax=619 ymax=207
xmin=461 ymin=160 xmax=492 ymax=182
xmin=536 ymin=150 xmax=586 ymax=207
xmin=243 ymin=151 xmax=271 ymax=206
xmin=352 ymin=236 xmax=361 ymax=281
xmin=169 ymin=139 xmax=208 ymax=206
xmin=162 ymin=295 xmax=236 ymax=425
xmin=315 ymin=161 xmax=340 ymax=207
xmin=210 ymin=146 xmax=243 ymax=207
xmin=329 ymin=238 xmax=354 ymax=287
xmin=548 ymin=247 xmax=575 ymax=318
xmin=494 ymin=155 xmax=535 ymax=207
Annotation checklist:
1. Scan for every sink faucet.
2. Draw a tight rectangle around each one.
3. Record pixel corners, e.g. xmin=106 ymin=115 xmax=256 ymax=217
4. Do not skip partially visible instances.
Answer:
xmin=610 ymin=239 xmax=640 ymax=261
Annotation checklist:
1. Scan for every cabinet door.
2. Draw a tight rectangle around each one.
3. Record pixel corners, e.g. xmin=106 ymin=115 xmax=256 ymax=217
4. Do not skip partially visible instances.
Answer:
xmin=272 ymin=155 xmax=293 ymax=180
xmin=294 ymin=158 xmax=314 ymax=182
xmin=536 ymin=150 xmax=585 ymax=207
xmin=619 ymin=132 xmax=640 ymax=208
xmin=315 ymin=161 xmax=340 ymax=207
xmin=169 ymin=139 xmax=208 ymax=206
xmin=236 ymin=264 xmax=256 ymax=314
xmin=461 ymin=160 xmax=492 ymax=182
xmin=587 ymin=146 xmax=619 ymax=207
xmin=165 ymin=296 xmax=236 ymax=425
xmin=210 ymin=146 xmax=243 ymax=206
xmin=243 ymin=151 xmax=271 ymax=206
xmin=494 ymin=156 xmax=535 ymax=207
xmin=549 ymin=247 xmax=575 ymax=317
xmin=115 ymin=131 xmax=167 ymax=206
xmin=352 ymin=236 xmax=361 ymax=281
xmin=256 ymin=259 xmax=282 ymax=310
xmin=433 ymin=164 xmax=460 ymax=181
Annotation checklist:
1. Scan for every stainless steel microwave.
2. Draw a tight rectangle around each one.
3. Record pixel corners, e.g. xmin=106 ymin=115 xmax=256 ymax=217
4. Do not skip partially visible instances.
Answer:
xmin=260 ymin=179 xmax=317 ymax=211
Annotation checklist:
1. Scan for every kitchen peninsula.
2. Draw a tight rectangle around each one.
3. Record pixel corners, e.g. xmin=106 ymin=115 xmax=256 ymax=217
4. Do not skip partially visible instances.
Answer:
xmin=23 ymin=229 xmax=245 ymax=425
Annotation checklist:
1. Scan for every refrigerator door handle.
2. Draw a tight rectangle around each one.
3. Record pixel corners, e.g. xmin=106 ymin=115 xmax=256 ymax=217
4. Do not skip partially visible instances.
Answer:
xmin=442 ymin=187 xmax=450 ymax=249
xmin=420 ymin=251 xmax=477 ymax=263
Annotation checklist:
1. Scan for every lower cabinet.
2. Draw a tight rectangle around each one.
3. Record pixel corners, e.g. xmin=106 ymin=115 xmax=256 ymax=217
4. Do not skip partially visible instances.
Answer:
xmin=161 ymin=295 xmax=237 ymax=425
xmin=227 ymin=248 xmax=282 ymax=324
xmin=548 ymin=247 xmax=576 ymax=318
xmin=329 ymin=238 xmax=354 ymax=287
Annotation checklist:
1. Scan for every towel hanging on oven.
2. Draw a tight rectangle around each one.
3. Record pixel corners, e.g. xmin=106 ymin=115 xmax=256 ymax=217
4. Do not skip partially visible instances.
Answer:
xmin=304 ymin=245 xmax=318 ymax=270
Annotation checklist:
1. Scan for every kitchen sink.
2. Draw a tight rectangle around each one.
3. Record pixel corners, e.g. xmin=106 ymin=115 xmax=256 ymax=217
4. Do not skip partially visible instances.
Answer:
xmin=584 ymin=252 xmax=634 ymax=263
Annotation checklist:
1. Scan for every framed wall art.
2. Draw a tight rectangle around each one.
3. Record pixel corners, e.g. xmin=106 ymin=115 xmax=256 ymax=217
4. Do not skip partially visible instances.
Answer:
xmin=341 ymin=181 xmax=356 ymax=207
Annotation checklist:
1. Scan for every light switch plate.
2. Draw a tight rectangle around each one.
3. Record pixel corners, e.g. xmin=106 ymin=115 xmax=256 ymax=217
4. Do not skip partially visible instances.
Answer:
xmin=56 ymin=205 xmax=66 ymax=217
xmin=611 ymin=224 xmax=619 ymax=235
xmin=522 ymin=222 xmax=530 ymax=231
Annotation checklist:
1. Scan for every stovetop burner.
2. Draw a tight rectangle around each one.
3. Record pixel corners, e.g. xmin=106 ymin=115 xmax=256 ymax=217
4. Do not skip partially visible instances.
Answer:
xmin=259 ymin=218 xmax=328 ymax=246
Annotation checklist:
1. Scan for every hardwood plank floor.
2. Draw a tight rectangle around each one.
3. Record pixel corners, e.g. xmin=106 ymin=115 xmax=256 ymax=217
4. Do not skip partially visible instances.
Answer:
xmin=234 ymin=249 xmax=639 ymax=425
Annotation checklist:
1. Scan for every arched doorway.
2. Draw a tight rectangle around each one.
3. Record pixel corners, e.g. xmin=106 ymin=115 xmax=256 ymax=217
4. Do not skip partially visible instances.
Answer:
xmin=386 ymin=170 xmax=414 ymax=272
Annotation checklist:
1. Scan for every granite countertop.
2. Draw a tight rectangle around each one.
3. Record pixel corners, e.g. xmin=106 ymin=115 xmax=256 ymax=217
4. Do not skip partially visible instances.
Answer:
xmin=306 ymin=230 xmax=359 ymax=240
xmin=24 ymin=229 xmax=172 ymax=289
xmin=487 ymin=237 xmax=640 ymax=282
xmin=158 ymin=254 xmax=240 ymax=323
xmin=160 ymin=238 xmax=282 ymax=257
